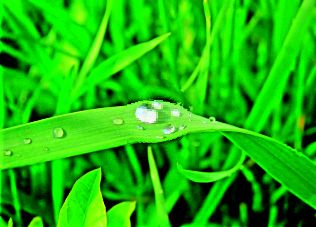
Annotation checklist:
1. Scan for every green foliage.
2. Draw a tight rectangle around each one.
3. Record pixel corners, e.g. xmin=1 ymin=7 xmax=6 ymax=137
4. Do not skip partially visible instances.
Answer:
xmin=57 ymin=169 xmax=106 ymax=227
xmin=107 ymin=201 xmax=136 ymax=227
xmin=1 ymin=0 xmax=315 ymax=225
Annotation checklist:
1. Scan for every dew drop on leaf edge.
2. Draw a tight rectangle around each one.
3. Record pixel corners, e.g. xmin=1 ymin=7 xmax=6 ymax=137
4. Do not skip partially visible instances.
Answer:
xmin=209 ymin=117 xmax=216 ymax=122
xmin=151 ymin=100 xmax=163 ymax=110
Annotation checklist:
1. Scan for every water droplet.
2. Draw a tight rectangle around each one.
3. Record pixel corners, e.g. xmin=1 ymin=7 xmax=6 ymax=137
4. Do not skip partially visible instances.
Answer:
xmin=3 ymin=150 xmax=13 ymax=156
xmin=23 ymin=138 xmax=32 ymax=145
xmin=136 ymin=125 xmax=145 ymax=130
xmin=171 ymin=109 xmax=181 ymax=117
xmin=156 ymin=135 xmax=165 ymax=139
xmin=112 ymin=118 xmax=124 ymax=125
xmin=163 ymin=125 xmax=176 ymax=135
xmin=179 ymin=125 xmax=187 ymax=130
xmin=53 ymin=127 xmax=65 ymax=138
xmin=209 ymin=117 xmax=216 ymax=122
xmin=44 ymin=147 xmax=49 ymax=152
xmin=152 ymin=101 xmax=163 ymax=110
xmin=135 ymin=105 xmax=158 ymax=124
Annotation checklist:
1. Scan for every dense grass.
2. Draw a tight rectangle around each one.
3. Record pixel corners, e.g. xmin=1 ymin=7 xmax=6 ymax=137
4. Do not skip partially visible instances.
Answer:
xmin=1 ymin=0 xmax=316 ymax=226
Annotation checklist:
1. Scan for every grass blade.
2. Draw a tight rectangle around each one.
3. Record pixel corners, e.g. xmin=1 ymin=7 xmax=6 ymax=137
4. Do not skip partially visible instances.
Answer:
xmin=1 ymin=101 xmax=316 ymax=209
xmin=177 ymin=151 xmax=245 ymax=183
xmin=74 ymin=0 xmax=113 ymax=92
xmin=148 ymin=146 xmax=171 ymax=227
xmin=73 ymin=33 xmax=171 ymax=99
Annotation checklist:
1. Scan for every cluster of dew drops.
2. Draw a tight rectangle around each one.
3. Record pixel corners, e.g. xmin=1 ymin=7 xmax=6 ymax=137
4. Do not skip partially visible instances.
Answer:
xmin=3 ymin=127 xmax=66 ymax=157
xmin=112 ymin=100 xmax=189 ymax=137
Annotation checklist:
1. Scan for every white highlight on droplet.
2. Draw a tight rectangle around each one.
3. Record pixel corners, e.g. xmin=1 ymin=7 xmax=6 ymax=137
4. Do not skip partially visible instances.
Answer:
xmin=135 ymin=105 xmax=158 ymax=124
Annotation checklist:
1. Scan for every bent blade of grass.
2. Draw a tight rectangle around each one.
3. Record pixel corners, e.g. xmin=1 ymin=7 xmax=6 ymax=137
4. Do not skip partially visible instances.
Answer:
xmin=177 ymin=150 xmax=245 ymax=183
xmin=1 ymin=101 xmax=316 ymax=209
xmin=73 ymin=33 xmax=171 ymax=99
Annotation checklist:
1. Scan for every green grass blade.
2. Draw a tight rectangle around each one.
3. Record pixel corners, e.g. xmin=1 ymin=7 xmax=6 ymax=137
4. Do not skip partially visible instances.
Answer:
xmin=148 ymin=146 xmax=171 ymax=227
xmin=177 ymin=150 xmax=245 ymax=183
xmin=74 ymin=0 xmax=113 ymax=93
xmin=1 ymin=100 xmax=316 ymax=209
xmin=73 ymin=33 xmax=171 ymax=99
xmin=57 ymin=168 xmax=106 ymax=227
xmin=107 ymin=201 xmax=136 ymax=227
xmin=245 ymin=0 xmax=314 ymax=132
xmin=222 ymin=131 xmax=316 ymax=208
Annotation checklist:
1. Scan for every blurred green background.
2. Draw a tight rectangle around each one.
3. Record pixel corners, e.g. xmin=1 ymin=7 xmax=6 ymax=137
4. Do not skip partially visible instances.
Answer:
xmin=0 ymin=0 xmax=315 ymax=226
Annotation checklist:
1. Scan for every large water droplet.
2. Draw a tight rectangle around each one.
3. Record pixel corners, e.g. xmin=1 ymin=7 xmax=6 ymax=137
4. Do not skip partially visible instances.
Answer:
xmin=112 ymin=118 xmax=124 ymax=125
xmin=53 ymin=127 xmax=65 ymax=138
xmin=209 ymin=117 xmax=216 ymax=122
xmin=3 ymin=150 xmax=13 ymax=156
xmin=23 ymin=138 xmax=32 ymax=145
xmin=135 ymin=105 xmax=158 ymax=124
xmin=152 ymin=101 xmax=163 ymax=110
xmin=163 ymin=125 xmax=176 ymax=135
xmin=171 ymin=109 xmax=181 ymax=117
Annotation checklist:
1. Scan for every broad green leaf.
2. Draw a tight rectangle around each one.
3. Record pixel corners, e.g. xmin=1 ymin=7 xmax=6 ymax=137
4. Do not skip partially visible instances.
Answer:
xmin=57 ymin=169 xmax=106 ymax=227
xmin=177 ymin=151 xmax=245 ymax=183
xmin=107 ymin=201 xmax=136 ymax=227
xmin=1 ymin=100 xmax=316 ymax=209
xmin=73 ymin=33 xmax=171 ymax=99
xmin=27 ymin=217 xmax=44 ymax=227
xmin=148 ymin=146 xmax=171 ymax=227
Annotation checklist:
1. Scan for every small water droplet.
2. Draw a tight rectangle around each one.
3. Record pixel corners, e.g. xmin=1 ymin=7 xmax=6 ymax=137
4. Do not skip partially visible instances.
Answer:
xmin=44 ymin=147 xmax=49 ymax=152
xmin=135 ymin=105 xmax=158 ymax=124
xmin=171 ymin=109 xmax=181 ymax=117
xmin=179 ymin=125 xmax=187 ymax=130
xmin=156 ymin=135 xmax=165 ymax=139
xmin=112 ymin=118 xmax=124 ymax=125
xmin=163 ymin=125 xmax=176 ymax=135
xmin=23 ymin=138 xmax=32 ymax=145
xmin=209 ymin=117 xmax=216 ymax=122
xmin=53 ymin=127 xmax=65 ymax=138
xmin=136 ymin=125 xmax=145 ymax=130
xmin=152 ymin=101 xmax=163 ymax=110
xmin=3 ymin=150 xmax=13 ymax=156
